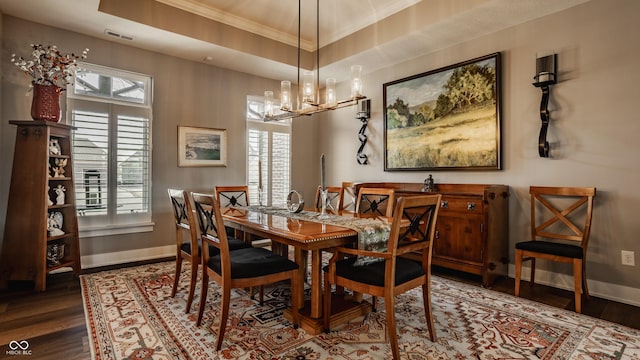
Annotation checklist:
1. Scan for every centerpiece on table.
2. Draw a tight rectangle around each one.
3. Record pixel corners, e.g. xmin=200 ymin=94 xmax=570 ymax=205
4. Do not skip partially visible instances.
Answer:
xmin=11 ymin=44 xmax=88 ymax=122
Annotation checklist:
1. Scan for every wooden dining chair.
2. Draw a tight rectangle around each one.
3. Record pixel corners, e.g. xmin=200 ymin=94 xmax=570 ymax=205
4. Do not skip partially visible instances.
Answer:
xmin=313 ymin=185 xmax=342 ymax=211
xmin=356 ymin=187 xmax=396 ymax=217
xmin=167 ymin=189 xmax=200 ymax=313
xmin=215 ymin=185 xmax=270 ymax=244
xmin=323 ymin=195 xmax=441 ymax=360
xmin=191 ymin=192 xmax=300 ymax=350
xmin=168 ymin=189 xmax=251 ymax=313
xmin=515 ymin=186 xmax=596 ymax=313
xmin=215 ymin=185 xmax=250 ymax=208
xmin=338 ymin=181 xmax=356 ymax=212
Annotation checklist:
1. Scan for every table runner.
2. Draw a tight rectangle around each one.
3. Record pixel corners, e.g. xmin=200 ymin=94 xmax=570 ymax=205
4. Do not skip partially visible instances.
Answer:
xmin=243 ymin=206 xmax=390 ymax=265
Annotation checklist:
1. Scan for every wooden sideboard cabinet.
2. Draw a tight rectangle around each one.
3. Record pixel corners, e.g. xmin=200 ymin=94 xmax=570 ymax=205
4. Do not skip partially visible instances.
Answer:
xmin=0 ymin=121 xmax=81 ymax=291
xmin=353 ymin=182 xmax=509 ymax=287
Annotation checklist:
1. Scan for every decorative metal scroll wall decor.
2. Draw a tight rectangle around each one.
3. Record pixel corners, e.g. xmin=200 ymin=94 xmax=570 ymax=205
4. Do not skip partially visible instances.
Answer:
xmin=356 ymin=99 xmax=371 ymax=164
xmin=533 ymin=53 xmax=557 ymax=157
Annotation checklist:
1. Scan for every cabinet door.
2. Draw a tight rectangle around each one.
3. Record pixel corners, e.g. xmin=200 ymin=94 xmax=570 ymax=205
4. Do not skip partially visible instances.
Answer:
xmin=434 ymin=213 xmax=484 ymax=264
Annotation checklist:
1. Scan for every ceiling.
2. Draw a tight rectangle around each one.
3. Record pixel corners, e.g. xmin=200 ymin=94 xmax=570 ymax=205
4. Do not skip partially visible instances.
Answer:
xmin=0 ymin=0 xmax=590 ymax=83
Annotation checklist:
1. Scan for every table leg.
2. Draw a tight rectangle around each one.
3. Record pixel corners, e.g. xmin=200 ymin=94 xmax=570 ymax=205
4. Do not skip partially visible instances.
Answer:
xmin=293 ymin=247 xmax=305 ymax=310
xmin=310 ymin=249 xmax=322 ymax=318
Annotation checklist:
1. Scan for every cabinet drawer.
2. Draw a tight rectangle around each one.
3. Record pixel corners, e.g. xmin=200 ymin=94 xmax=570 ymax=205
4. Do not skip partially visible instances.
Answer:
xmin=439 ymin=197 xmax=483 ymax=213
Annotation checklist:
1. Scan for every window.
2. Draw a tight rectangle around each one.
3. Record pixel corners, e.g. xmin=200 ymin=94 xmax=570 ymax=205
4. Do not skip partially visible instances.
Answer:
xmin=68 ymin=63 xmax=153 ymax=237
xmin=246 ymin=96 xmax=291 ymax=207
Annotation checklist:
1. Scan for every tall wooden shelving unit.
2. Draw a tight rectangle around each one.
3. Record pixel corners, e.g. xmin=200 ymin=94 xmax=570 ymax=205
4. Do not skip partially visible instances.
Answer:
xmin=0 ymin=121 xmax=80 ymax=291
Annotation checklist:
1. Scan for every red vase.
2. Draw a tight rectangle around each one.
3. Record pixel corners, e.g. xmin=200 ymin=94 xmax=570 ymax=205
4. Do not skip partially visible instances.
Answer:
xmin=31 ymin=83 xmax=62 ymax=122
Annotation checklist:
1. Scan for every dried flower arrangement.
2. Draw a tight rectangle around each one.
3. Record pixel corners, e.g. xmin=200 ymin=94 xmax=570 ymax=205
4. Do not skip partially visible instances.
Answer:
xmin=10 ymin=44 xmax=89 ymax=91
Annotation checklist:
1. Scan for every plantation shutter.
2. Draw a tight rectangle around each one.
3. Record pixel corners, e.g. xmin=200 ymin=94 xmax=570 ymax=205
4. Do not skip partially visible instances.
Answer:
xmin=246 ymin=96 xmax=291 ymax=207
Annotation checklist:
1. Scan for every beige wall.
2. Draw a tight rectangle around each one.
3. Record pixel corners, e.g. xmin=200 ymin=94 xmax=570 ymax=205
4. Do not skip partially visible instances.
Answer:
xmin=321 ymin=0 xmax=640 ymax=300
xmin=2 ymin=0 xmax=640 ymax=304
xmin=0 ymin=16 xmax=318 ymax=259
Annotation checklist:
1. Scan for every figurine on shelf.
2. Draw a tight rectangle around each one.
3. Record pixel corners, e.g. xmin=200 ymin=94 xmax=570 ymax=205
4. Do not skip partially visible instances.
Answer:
xmin=47 ymin=185 xmax=54 ymax=206
xmin=49 ymin=139 xmax=61 ymax=155
xmin=53 ymin=158 xmax=67 ymax=178
xmin=47 ymin=211 xmax=64 ymax=236
xmin=55 ymin=184 xmax=66 ymax=205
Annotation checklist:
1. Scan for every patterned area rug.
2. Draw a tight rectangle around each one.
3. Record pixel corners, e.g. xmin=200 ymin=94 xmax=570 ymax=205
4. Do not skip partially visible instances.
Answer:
xmin=81 ymin=261 xmax=640 ymax=359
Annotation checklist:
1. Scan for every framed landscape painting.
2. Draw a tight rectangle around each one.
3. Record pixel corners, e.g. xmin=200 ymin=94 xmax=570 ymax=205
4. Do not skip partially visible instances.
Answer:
xmin=178 ymin=126 xmax=227 ymax=167
xmin=383 ymin=52 xmax=502 ymax=171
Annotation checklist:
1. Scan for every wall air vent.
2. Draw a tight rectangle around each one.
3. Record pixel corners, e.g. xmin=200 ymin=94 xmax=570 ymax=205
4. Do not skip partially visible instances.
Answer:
xmin=104 ymin=29 xmax=134 ymax=41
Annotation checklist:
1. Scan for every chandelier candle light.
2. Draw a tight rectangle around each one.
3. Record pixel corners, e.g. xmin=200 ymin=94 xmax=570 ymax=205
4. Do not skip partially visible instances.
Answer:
xmin=263 ymin=0 xmax=366 ymax=121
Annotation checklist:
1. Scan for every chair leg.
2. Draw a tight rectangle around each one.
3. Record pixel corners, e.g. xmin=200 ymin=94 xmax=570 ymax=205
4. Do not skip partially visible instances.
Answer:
xmin=421 ymin=283 xmax=437 ymax=342
xmin=171 ymin=255 xmax=182 ymax=298
xmin=259 ymin=285 xmax=264 ymax=305
xmin=581 ymin=260 xmax=590 ymax=300
xmin=514 ymin=250 xmax=522 ymax=297
xmin=196 ymin=271 xmax=209 ymax=327
xmin=215 ymin=286 xmax=232 ymax=350
xmin=530 ymin=258 xmax=536 ymax=287
xmin=290 ymin=272 xmax=300 ymax=329
xmin=385 ymin=296 xmax=400 ymax=360
xmin=371 ymin=296 xmax=377 ymax=312
xmin=185 ymin=260 xmax=198 ymax=313
xmin=573 ymin=259 xmax=582 ymax=314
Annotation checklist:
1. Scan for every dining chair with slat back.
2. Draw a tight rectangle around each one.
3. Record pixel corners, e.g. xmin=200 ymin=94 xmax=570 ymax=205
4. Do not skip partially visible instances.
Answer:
xmin=314 ymin=185 xmax=342 ymax=211
xmin=323 ymin=194 xmax=441 ymax=360
xmin=215 ymin=185 xmax=250 ymax=208
xmin=191 ymin=192 xmax=300 ymax=350
xmin=167 ymin=189 xmax=199 ymax=313
xmin=356 ymin=187 xmax=396 ymax=217
xmin=214 ymin=185 xmax=269 ymax=300
xmin=515 ymin=186 xmax=596 ymax=313
xmin=338 ymin=181 xmax=356 ymax=212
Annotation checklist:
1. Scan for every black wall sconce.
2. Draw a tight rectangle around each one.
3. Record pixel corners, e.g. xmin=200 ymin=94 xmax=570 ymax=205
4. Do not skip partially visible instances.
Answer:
xmin=356 ymin=99 xmax=370 ymax=164
xmin=533 ymin=53 xmax=557 ymax=157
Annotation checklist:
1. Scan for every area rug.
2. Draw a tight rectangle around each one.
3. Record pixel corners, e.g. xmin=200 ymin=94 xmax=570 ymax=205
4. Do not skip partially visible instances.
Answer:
xmin=81 ymin=261 xmax=640 ymax=359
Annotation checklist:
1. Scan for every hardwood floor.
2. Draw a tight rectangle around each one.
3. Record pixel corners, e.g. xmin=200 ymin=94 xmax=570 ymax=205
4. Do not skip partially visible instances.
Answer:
xmin=1 ymin=260 xmax=638 ymax=359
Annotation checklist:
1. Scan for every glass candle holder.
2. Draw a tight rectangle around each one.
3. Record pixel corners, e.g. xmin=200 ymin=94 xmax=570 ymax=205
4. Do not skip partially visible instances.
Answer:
xmin=302 ymin=70 xmax=315 ymax=103
xmin=325 ymin=78 xmax=336 ymax=106
xmin=281 ymin=80 xmax=292 ymax=111
xmin=350 ymin=65 xmax=363 ymax=98
xmin=264 ymin=90 xmax=274 ymax=116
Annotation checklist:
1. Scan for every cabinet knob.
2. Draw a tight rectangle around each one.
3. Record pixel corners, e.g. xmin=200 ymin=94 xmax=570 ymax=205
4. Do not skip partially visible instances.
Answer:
xmin=440 ymin=200 xmax=448 ymax=209
xmin=435 ymin=230 xmax=439 ymax=239
xmin=467 ymin=202 xmax=476 ymax=211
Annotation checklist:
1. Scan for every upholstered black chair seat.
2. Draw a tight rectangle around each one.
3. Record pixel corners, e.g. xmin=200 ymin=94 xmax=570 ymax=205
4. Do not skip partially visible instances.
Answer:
xmin=515 ymin=240 xmax=583 ymax=259
xmin=323 ymin=257 xmax=424 ymax=287
xmin=208 ymin=247 xmax=298 ymax=279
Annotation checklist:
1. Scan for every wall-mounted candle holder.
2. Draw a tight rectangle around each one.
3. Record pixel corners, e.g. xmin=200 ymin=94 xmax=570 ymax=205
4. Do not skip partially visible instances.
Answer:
xmin=533 ymin=53 xmax=557 ymax=157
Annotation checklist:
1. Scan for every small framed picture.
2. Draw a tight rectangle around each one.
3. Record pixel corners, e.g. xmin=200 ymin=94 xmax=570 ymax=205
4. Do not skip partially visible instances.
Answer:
xmin=177 ymin=126 xmax=227 ymax=167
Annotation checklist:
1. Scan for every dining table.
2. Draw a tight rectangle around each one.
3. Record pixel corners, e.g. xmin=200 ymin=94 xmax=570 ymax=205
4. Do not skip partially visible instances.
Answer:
xmin=220 ymin=205 xmax=392 ymax=334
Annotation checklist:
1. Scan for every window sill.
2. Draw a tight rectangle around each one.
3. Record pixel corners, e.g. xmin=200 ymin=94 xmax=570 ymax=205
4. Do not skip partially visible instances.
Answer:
xmin=79 ymin=222 xmax=155 ymax=238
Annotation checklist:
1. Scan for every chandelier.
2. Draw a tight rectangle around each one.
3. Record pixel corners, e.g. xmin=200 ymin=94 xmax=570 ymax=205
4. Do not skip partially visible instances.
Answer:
xmin=263 ymin=0 xmax=366 ymax=122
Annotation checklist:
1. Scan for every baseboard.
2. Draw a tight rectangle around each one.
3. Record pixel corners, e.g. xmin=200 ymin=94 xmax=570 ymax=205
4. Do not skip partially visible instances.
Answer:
xmin=508 ymin=264 xmax=640 ymax=308
xmin=81 ymin=245 xmax=175 ymax=269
